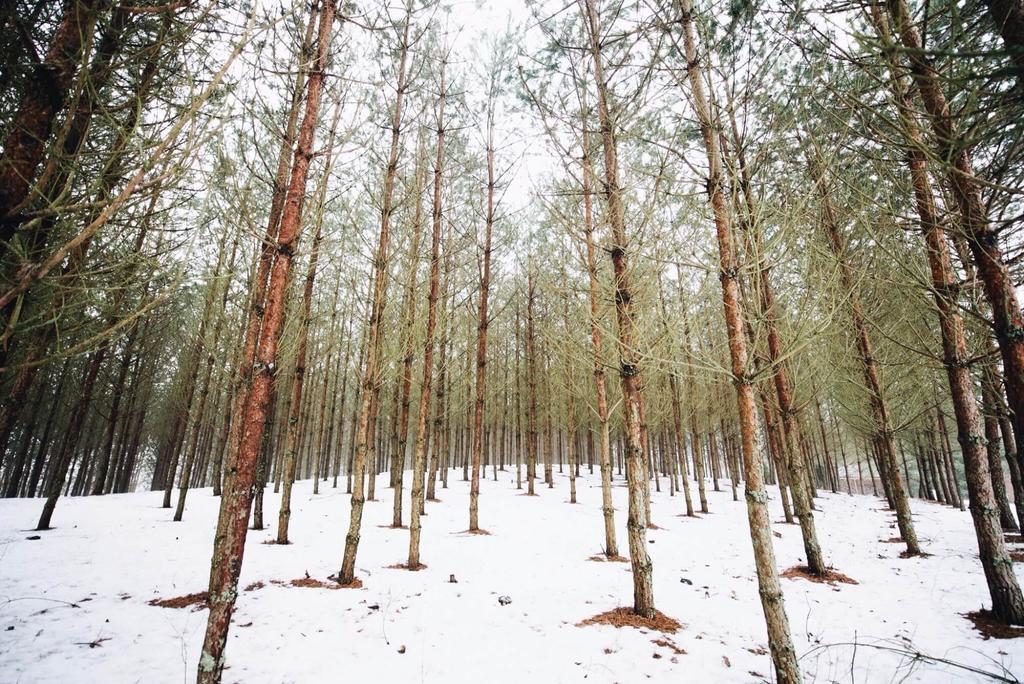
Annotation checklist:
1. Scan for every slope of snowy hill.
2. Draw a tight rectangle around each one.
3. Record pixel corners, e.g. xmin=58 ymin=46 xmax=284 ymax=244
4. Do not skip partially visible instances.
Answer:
xmin=1 ymin=471 xmax=1022 ymax=683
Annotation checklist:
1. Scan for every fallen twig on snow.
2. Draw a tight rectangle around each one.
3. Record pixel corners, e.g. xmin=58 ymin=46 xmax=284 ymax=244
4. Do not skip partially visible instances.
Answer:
xmin=74 ymin=637 xmax=111 ymax=649
xmin=801 ymin=639 xmax=1020 ymax=682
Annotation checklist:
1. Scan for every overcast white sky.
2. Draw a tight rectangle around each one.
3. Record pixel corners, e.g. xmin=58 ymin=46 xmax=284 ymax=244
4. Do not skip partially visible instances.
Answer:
xmin=446 ymin=0 xmax=562 ymax=218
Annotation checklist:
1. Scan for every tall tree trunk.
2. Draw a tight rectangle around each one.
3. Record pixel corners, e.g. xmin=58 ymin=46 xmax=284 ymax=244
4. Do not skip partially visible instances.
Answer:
xmin=273 ymin=228 xmax=322 ymax=537
xmin=673 ymin=0 xmax=801 ymax=678
xmin=215 ymin=2 xmax=319 ymax=522
xmin=659 ymin=277 xmax=694 ymax=517
xmin=543 ymin=351 xmax=556 ymax=489
xmin=338 ymin=15 xmax=410 ymax=585
xmin=198 ymin=3 xmax=337 ymax=679
xmin=469 ymin=96 xmax=496 ymax=532
xmin=2 ymin=369 xmax=47 ymax=497
xmin=211 ymin=284 xmax=253 ymax=498
xmin=717 ymin=67 xmax=826 ymax=570
xmin=427 ymin=254 xmax=452 ymax=502
xmin=90 ymin=313 xmax=142 ymax=496
xmin=577 ymin=107 xmax=619 ymax=554
xmin=871 ymin=3 xmax=1024 ymax=619
xmin=679 ymin=299 xmax=709 ymax=513
xmin=329 ymin=292 xmax=355 ymax=490
xmin=983 ymin=365 xmax=1019 ymax=530
xmin=993 ymin=376 xmax=1024 ymax=526
xmin=513 ymin=304 xmax=524 ymax=492
xmin=752 ymin=249 xmax=825 ymax=568
xmin=815 ymin=398 xmax=838 ymax=495
xmin=886 ymin=0 xmax=1024 ymax=482
xmin=937 ymin=409 xmax=965 ymax=510
xmin=24 ymin=359 xmax=70 ymax=498
xmin=407 ymin=60 xmax=446 ymax=568
xmin=36 ymin=341 xmax=106 ymax=529
xmin=389 ymin=144 xmax=426 ymax=527
xmin=162 ymin=228 xmax=228 ymax=508
xmin=174 ymin=228 xmax=238 ymax=519
xmin=806 ymin=146 xmax=920 ymax=556
xmin=582 ymin=0 xmax=655 ymax=619
xmin=562 ymin=283 xmax=579 ymax=505
xmin=526 ymin=271 xmax=539 ymax=496
xmin=275 ymin=100 xmax=342 ymax=542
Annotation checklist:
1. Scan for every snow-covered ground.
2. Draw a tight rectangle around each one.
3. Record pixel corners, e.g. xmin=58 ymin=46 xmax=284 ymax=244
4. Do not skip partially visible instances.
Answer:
xmin=1 ymin=469 xmax=1022 ymax=683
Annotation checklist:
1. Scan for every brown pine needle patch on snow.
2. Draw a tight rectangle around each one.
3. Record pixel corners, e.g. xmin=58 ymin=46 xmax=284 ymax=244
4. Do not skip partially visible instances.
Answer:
xmin=586 ymin=554 xmax=628 ymax=563
xmin=577 ymin=607 xmax=682 ymax=634
xmin=964 ymin=609 xmax=1024 ymax=639
xmin=781 ymin=565 xmax=858 ymax=586
xmin=385 ymin=562 xmax=427 ymax=571
xmin=244 ymin=581 xmax=265 ymax=592
xmin=147 ymin=591 xmax=208 ymax=609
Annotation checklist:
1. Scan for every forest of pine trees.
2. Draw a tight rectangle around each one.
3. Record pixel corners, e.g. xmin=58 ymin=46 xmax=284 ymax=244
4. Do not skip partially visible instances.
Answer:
xmin=1 ymin=0 xmax=1024 ymax=681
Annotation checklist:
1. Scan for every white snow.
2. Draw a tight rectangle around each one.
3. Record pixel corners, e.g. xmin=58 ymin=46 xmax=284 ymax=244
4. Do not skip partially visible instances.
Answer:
xmin=1 ymin=470 xmax=1022 ymax=683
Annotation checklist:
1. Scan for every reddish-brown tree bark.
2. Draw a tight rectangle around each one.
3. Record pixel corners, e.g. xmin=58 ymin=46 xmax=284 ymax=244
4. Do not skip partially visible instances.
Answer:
xmin=197 ymin=3 xmax=338 ymax=679
xmin=216 ymin=4 xmax=319 ymax=515
xmin=0 ymin=0 xmax=102 ymax=235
